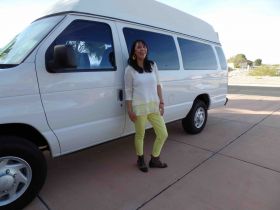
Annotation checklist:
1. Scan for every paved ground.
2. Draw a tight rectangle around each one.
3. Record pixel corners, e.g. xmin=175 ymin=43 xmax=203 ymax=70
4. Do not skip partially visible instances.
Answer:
xmin=24 ymin=85 xmax=280 ymax=210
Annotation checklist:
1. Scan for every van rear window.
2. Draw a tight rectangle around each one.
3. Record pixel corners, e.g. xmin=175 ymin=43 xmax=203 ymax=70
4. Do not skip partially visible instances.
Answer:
xmin=123 ymin=28 xmax=179 ymax=70
xmin=178 ymin=38 xmax=217 ymax=70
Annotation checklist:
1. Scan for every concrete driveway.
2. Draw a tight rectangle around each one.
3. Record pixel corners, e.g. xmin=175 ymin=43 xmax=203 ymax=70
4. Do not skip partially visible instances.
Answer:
xmin=25 ymin=86 xmax=280 ymax=210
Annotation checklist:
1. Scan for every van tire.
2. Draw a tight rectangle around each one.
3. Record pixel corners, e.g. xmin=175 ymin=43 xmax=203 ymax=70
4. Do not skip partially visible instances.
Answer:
xmin=182 ymin=100 xmax=207 ymax=134
xmin=0 ymin=136 xmax=47 ymax=210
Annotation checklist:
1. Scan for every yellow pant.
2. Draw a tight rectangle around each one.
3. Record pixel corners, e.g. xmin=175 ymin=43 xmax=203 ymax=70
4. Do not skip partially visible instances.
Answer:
xmin=134 ymin=113 xmax=168 ymax=157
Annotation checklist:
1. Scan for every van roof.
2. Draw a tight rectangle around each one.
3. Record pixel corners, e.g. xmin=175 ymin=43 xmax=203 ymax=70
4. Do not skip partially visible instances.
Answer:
xmin=43 ymin=0 xmax=220 ymax=44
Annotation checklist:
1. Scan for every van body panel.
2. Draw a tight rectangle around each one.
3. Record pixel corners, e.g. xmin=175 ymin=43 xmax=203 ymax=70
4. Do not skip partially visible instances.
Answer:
xmin=35 ymin=15 xmax=126 ymax=154
xmin=0 ymin=63 xmax=38 ymax=97
xmin=0 ymin=63 xmax=61 ymax=156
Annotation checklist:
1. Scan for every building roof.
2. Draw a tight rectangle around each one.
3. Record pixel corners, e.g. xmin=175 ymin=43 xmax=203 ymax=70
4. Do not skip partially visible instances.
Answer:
xmin=43 ymin=0 xmax=220 ymax=43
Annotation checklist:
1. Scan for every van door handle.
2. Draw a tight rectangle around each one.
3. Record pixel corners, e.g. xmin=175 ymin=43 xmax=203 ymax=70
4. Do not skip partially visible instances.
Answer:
xmin=118 ymin=89 xmax=123 ymax=101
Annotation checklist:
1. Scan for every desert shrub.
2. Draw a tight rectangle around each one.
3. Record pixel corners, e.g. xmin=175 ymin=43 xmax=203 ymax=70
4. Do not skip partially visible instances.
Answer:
xmin=249 ymin=65 xmax=279 ymax=76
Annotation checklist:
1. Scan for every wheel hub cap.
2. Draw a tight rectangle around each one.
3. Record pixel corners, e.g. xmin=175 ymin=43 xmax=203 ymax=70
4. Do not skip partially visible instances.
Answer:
xmin=0 ymin=175 xmax=15 ymax=192
xmin=194 ymin=107 xmax=205 ymax=128
xmin=0 ymin=157 xmax=32 ymax=206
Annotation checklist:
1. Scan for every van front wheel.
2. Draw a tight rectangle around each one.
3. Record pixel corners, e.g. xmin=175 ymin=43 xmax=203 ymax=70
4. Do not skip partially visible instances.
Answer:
xmin=182 ymin=100 xmax=208 ymax=134
xmin=0 ymin=136 xmax=47 ymax=210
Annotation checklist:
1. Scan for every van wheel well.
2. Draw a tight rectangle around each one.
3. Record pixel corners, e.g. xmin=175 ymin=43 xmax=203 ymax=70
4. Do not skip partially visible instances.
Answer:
xmin=0 ymin=123 xmax=49 ymax=150
xmin=194 ymin=94 xmax=210 ymax=109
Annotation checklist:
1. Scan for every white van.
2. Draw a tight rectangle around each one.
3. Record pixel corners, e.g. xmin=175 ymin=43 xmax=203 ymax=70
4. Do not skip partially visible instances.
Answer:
xmin=0 ymin=0 xmax=227 ymax=209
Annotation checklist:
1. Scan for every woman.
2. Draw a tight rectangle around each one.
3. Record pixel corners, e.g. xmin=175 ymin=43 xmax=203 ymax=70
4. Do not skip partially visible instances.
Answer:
xmin=124 ymin=40 xmax=168 ymax=173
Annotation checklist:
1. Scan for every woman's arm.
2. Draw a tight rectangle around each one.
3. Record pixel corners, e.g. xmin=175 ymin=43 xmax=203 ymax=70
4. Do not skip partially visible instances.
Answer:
xmin=153 ymin=62 xmax=164 ymax=116
xmin=126 ymin=100 xmax=137 ymax=122
xmin=157 ymin=85 xmax=164 ymax=104
xmin=124 ymin=67 xmax=137 ymax=122
xmin=157 ymin=85 xmax=164 ymax=116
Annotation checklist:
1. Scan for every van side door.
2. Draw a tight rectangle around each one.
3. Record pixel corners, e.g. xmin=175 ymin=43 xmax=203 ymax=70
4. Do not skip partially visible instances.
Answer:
xmin=35 ymin=15 xmax=125 ymax=155
xmin=116 ymin=23 xmax=190 ymax=134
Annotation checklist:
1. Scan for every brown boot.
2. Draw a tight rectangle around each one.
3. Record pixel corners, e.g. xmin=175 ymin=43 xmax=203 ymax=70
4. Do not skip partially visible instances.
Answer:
xmin=137 ymin=155 xmax=148 ymax=172
xmin=149 ymin=155 xmax=168 ymax=168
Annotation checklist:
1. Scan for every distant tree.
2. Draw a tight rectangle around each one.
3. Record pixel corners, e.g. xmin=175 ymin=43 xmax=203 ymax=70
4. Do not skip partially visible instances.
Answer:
xmin=247 ymin=60 xmax=253 ymax=67
xmin=254 ymin=59 xmax=262 ymax=66
xmin=233 ymin=54 xmax=247 ymax=68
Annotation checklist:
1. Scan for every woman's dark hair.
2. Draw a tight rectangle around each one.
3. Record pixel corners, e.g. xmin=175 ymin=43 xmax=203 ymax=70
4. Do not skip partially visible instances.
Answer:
xmin=128 ymin=40 xmax=154 ymax=73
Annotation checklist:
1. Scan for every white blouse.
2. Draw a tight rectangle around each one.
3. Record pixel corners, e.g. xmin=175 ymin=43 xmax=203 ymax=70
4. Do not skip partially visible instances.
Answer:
xmin=124 ymin=63 xmax=161 ymax=107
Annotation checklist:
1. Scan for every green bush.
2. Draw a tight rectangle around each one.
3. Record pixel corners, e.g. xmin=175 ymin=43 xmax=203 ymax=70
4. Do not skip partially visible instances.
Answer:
xmin=249 ymin=65 xmax=279 ymax=76
xmin=228 ymin=67 xmax=234 ymax=72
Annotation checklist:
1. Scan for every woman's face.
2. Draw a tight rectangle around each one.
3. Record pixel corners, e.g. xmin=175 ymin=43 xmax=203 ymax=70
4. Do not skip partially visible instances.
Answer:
xmin=134 ymin=42 xmax=147 ymax=61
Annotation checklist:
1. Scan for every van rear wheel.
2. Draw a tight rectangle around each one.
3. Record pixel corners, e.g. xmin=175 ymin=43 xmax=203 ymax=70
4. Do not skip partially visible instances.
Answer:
xmin=0 ymin=136 xmax=47 ymax=210
xmin=182 ymin=100 xmax=207 ymax=134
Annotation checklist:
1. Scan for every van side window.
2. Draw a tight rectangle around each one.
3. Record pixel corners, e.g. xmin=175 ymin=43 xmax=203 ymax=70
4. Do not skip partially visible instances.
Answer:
xmin=46 ymin=20 xmax=115 ymax=72
xmin=178 ymin=38 xmax=217 ymax=70
xmin=215 ymin=47 xmax=227 ymax=70
xmin=123 ymin=28 xmax=179 ymax=70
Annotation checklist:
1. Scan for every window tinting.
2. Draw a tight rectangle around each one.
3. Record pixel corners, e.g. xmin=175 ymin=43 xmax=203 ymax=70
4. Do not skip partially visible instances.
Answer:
xmin=215 ymin=47 xmax=227 ymax=70
xmin=46 ymin=20 xmax=115 ymax=72
xmin=123 ymin=28 xmax=179 ymax=70
xmin=178 ymin=38 xmax=217 ymax=70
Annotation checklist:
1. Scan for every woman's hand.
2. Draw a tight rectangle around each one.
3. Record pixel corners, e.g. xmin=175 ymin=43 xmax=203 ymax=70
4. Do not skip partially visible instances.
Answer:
xmin=159 ymin=103 xmax=164 ymax=116
xmin=128 ymin=111 xmax=137 ymax=122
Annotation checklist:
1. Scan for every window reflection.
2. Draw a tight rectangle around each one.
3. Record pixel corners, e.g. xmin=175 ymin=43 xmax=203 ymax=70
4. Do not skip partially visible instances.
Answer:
xmin=123 ymin=28 xmax=179 ymax=70
xmin=178 ymin=38 xmax=217 ymax=70
xmin=46 ymin=20 xmax=115 ymax=72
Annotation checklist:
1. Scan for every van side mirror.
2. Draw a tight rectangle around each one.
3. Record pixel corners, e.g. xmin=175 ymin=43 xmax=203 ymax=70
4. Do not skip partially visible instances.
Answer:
xmin=47 ymin=45 xmax=77 ymax=72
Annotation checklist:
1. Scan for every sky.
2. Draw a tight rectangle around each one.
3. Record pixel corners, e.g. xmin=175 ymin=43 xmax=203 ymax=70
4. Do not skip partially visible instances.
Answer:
xmin=0 ymin=0 xmax=279 ymax=64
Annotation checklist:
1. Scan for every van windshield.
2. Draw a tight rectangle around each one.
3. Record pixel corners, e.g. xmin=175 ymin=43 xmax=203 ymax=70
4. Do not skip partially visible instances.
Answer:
xmin=0 ymin=15 xmax=64 ymax=67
